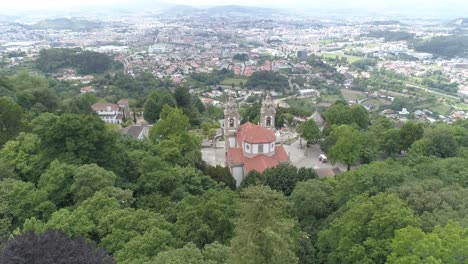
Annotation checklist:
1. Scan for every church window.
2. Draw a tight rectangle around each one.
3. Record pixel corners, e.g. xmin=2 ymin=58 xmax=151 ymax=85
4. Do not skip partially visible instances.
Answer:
xmin=229 ymin=118 xmax=234 ymax=127
xmin=258 ymin=144 xmax=264 ymax=153
xmin=266 ymin=117 xmax=271 ymax=126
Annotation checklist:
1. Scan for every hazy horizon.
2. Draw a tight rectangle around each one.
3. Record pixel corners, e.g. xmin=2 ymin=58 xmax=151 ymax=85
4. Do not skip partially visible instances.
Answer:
xmin=2 ymin=0 xmax=468 ymax=14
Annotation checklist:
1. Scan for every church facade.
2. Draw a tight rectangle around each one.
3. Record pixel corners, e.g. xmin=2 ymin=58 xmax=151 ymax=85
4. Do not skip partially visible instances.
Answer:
xmin=224 ymin=91 xmax=289 ymax=186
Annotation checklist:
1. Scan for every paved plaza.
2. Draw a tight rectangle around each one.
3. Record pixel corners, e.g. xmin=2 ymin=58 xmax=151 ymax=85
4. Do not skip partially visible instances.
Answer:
xmin=201 ymin=137 xmax=347 ymax=172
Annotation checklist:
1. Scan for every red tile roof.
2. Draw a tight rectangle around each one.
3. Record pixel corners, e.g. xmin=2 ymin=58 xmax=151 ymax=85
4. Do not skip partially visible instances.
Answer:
xmin=227 ymin=145 xmax=288 ymax=174
xmin=91 ymin=103 xmax=119 ymax=112
xmin=237 ymin=122 xmax=276 ymax=144
xmin=80 ymin=86 xmax=94 ymax=93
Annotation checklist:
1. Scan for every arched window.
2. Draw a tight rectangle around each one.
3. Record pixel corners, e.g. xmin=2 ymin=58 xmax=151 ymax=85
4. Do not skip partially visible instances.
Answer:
xmin=266 ymin=117 xmax=271 ymax=126
xmin=229 ymin=118 xmax=235 ymax=128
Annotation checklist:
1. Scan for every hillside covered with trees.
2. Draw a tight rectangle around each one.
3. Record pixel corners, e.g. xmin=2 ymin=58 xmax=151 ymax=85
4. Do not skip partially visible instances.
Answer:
xmin=36 ymin=48 xmax=122 ymax=74
xmin=1 ymin=68 xmax=468 ymax=263
xmin=411 ymin=35 xmax=468 ymax=58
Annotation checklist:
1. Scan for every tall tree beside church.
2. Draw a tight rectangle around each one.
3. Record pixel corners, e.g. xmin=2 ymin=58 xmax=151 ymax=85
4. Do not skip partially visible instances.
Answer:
xmin=227 ymin=186 xmax=298 ymax=264
xmin=297 ymin=119 xmax=321 ymax=144
xmin=328 ymin=125 xmax=365 ymax=171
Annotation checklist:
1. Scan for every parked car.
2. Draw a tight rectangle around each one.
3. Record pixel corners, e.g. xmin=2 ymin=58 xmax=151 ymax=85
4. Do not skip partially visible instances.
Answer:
xmin=319 ymin=154 xmax=328 ymax=163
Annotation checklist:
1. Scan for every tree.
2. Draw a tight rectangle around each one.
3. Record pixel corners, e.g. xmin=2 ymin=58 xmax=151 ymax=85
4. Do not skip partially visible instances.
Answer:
xmin=16 ymin=88 xmax=59 ymax=113
xmin=32 ymin=113 xmax=118 ymax=169
xmin=0 ymin=97 xmax=24 ymax=147
xmin=398 ymin=122 xmax=424 ymax=152
xmin=291 ymin=179 xmax=335 ymax=236
xmin=70 ymin=164 xmax=117 ymax=203
xmin=0 ymin=133 xmax=48 ymax=183
xmin=38 ymin=160 xmax=77 ymax=207
xmin=349 ymin=104 xmax=370 ymax=129
xmin=0 ymin=179 xmax=55 ymax=238
xmin=233 ymin=53 xmax=249 ymax=62
xmin=227 ymin=186 xmax=298 ymax=264
xmin=42 ymin=208 xmax=96 ymax=240
xmin=149 ymin=106 xmax=201 ymax=166
xmin=324 ymin=102 xmax=369 ymax=129
xmin=388 ymin=179 xmax=468 ymax=231
xmin=174 ymin=86 xmax=192 ymax=108
xmin=297 ymin=119 xmax=321 ymax=144
xmin=174 ymin=189 xmax=237 ymax=248
xmin=380 ymin=128 xmax=400 ymax=157
xmin=143 ymin=90 xmax=176 ymax=123
xmin=149 ymin=105 xmax=191 ymax=142
xmin=151 ymin=243 xmax=205 ymax=264
xmin=136 ymin=165 xmax=218 ymax=205
xmin=114 ymin=227 xmax=176 ymax=264
xmin=62 ymin=93 xmax=96 ymax=115
xmin=333 ymin=161 xmax=408 ymax=206
xmin=97 ymin=208 xmax=171 ymax=254
xmin=426 ymin=128 xmax=458 ymax=158
xmin=323 ymin=102 xmax=352 ymax=127
xmin=0 ymin=230 xmax=114 ymax=264
xmin=245 ymin=71 xmax=289 ymax=91
xmin=387 ymin=222 xmax=468 ymax=264
xmin=317 ymin=193 xmax=420 ymax=264
xmin=328 ymin=125 xmax=365 ymax=171
xmin=240 ymin=163 xmax=317 ymax=196
xmin=9 ymin=71 xmax=48 ymax=92
xmin=201 ymin=164 xmax=236 ymax=190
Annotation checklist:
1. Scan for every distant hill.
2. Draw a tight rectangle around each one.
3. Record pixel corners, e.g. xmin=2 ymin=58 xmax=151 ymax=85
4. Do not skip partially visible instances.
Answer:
xmin=450 ymin=18 xmax=468 ymax=26
xmin=162 ymin=5 xmax=200 ymax=16
xmin=30 ymin=18 xmax=103 ymax=31
xmin=162 ymin=5 xmax=279 ymax=17
xmin=206 ymin=5 xmax=276 ymax=15
xmin=365 ymin=20 xmax=402 ymax=26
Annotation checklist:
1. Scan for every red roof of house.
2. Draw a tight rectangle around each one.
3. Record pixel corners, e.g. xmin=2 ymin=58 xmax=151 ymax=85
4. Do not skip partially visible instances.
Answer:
xmin=237 ymin=122 xmax=276 ymax=144
xmin=80 ymin=86 xmax=95 ymax=93
xmin=227 ymin=145 xmax=288 ymax=174
xmin=117 ymin=99 xmax=129 ymax=105
xmin=91 ymin=103 xmax=119 ymax=112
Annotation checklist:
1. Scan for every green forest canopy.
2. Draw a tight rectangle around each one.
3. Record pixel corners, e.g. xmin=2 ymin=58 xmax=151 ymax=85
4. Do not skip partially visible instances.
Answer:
xmin=1 ymin=69 xmax=468 ymax=263
xmin=36 ymin=48 xmax=122 ymax=74
xmin=412 ymin=35 xmax=468 ymax=58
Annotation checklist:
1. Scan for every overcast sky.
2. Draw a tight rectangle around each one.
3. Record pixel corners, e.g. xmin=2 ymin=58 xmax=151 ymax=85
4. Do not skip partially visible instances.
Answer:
xmin=3 ymin=0 xmax=468 ymax=11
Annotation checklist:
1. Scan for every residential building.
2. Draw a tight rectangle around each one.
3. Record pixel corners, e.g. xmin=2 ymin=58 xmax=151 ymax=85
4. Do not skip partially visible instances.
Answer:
xmin=122 ymin=125 xmax=151 ymax=140
xmin=91 ymin=103 xmax=124 ymax=124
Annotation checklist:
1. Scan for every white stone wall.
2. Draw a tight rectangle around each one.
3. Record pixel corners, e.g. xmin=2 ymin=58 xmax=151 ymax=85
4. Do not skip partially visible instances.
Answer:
xmin=229 ymin=137 xmax=236 ymax=148
xmin=232 ymin=167 xmax=244 ymax=187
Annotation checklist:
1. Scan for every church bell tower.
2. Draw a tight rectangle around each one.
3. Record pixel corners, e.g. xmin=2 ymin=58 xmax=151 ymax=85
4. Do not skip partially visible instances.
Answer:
xmin=260 ymin=90 xmax=276 ymax=130
xmin=224 ymin=92 xmax=240 ymax=152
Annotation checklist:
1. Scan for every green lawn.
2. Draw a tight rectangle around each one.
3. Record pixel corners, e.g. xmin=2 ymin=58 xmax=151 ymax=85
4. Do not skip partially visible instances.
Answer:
xmin=284 ymin=97 xmax=317 ymax=116
xmin=220 ymin=77 xmax=247 ymax=86
xmin=341 ymin=89 xmax=366 ymax=102
xmin=320 ymin=94 xmax=342 ymax=103
xmin=454 ymin=103 xmax=468 ymax=111
xmin=416 ymin=103 xmax=452 ymax=115
xmin=362 ymin=98 xmax=385 ymax=107
xmin=317 ymin=53 xmax=364 ymax=64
